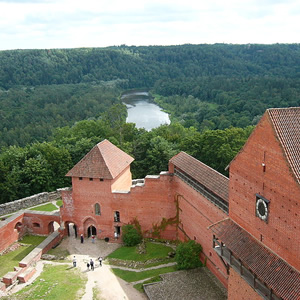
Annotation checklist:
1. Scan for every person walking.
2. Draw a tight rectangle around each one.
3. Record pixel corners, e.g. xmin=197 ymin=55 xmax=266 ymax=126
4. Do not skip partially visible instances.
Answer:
xmin=81 ymin=234 xmax=84 ymax=243
xmin=98 ymin=256 xmax=103 ymax=267
xmin=92 ymin=235 xmax=95 ymax=243
xmin=86 ymin=262 xmax=90 ymax=270
xmin=90 ymin=259 xmax=94 ymax=271
xmin=73 ymin=256 xmax=76 ymax=267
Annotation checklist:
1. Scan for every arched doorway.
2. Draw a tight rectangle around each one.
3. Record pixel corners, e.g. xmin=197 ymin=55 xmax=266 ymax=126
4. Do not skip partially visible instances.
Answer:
xmin=14 ymin=222 xmax=22 ymax=232
xmin=48 ymin=221 xmax=60 ymax=234
xmin=65 ymin=222 xmax=77 ymax=238
xmin=87 ymin=225 xmax=96 ymax=238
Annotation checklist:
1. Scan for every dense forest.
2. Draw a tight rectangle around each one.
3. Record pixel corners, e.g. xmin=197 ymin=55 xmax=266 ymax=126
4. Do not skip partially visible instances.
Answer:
xmin=0 ymin=44 xmax=299 ymax=204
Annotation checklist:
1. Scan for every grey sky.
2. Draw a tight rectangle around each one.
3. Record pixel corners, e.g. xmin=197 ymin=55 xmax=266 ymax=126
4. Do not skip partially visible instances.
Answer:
xmin=0 ymin=0 xmax=299 ymax=50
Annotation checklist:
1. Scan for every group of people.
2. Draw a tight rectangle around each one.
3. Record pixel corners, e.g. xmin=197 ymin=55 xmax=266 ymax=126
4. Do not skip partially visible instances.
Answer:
xmin=86 ymin=256 xmax=103 ymax=271
xmin=80 ymin=234 xmax=96 ymax=244
xmin=72 ymin=256 xmax=103 ymax=270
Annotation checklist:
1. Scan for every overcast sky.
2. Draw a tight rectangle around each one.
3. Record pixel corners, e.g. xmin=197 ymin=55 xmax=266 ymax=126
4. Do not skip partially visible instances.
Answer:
xmin=0 ymin=0 xmax=299 ymax=50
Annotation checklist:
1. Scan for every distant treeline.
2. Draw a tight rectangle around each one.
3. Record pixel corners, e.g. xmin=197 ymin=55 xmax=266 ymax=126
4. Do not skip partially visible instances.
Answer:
xmin=1 ymin=44 xmax=300 ymax=89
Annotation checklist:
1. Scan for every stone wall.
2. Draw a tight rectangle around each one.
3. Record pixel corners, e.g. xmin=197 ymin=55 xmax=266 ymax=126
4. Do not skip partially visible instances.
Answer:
xmin=0 ymin=191 xmax=61 ymax=217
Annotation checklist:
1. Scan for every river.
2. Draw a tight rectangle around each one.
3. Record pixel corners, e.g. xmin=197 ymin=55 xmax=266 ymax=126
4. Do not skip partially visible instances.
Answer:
xmin=121 ymin=91 xmax=170 ymax=131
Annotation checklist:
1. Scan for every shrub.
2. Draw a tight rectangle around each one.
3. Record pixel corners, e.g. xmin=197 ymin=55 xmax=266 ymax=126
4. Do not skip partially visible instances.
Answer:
xmin=175 ymin=240 xmax=202 ymax=270
xmin=122 ymin=224 xmax=142 ymax=247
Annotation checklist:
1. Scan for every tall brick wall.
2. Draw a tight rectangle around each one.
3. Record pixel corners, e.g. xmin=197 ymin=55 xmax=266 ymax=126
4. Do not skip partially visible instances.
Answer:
xmin=172 ymin=176 xmax=229 ymax=287
xmin=61 ymin=172 xmax=177 ymax=241
xmin=228 ymin=268 xmax=263 ymax=300
xmin=229 ymin=113 xmax=300 ymax=271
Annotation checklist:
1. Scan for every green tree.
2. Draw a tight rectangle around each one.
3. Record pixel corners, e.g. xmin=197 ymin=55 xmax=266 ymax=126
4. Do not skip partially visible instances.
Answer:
xmin=122 ymin=224 xmax=142 ymax=247
xmin=176 ymin=240 xmax=202 ymax=270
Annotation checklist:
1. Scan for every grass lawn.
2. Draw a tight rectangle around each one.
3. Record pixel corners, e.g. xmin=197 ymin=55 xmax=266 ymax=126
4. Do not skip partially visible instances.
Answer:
xmin=0 ymin=235 xmax=46 ymax=277
xmin=29 ymin=203 xmax=58 ymax=212
xmin=56 ymin=199 xmax=63 ymax=207
xmin=107 ymin=242 xmax=173 ymax=262
xmin=111 ymin=265 xmax=177 ymax=282
xmin=1 ymin=264 xmax=87 ymax=300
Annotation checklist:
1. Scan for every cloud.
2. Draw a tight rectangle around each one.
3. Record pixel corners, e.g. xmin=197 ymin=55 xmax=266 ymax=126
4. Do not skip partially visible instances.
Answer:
xmin=0 ymin=0 xmax=299 ymax=50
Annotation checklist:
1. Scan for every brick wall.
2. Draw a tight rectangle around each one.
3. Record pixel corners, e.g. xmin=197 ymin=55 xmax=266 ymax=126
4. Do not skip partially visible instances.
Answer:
xmin=61 ymin=172 xmax=177 ymax=241
xmin=0 ymin=211 xmax=61 ymax=253
xmin=229 ymin=113 xmax=300 ymax=271
xmin=172 ymin=176 xmax=229 ymax=287
xmin=228 ymin=268 xmax=262 ymax=300
xmin=0 ymin=213 xmax=25 ymax=253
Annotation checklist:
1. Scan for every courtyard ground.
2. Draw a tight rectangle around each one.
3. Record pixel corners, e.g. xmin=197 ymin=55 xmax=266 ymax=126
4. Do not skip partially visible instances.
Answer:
xmin=4 ymin=231 xmax=227 ymax=300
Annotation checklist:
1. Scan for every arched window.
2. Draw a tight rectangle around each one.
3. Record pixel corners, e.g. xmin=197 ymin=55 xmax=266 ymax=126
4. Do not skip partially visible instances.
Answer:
xmin=95 ymin=203 xmax=101 ymax=215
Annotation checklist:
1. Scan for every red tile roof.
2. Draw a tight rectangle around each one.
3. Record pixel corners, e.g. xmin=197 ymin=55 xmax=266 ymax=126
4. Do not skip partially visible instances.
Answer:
xmin=268 ymin=107 xmax=300 ymax=185
xmin=66 ymin=139 xmax=134 ymax=179
xmin=211 ymin=218 xmax=300 ymax=300
xmin=169 ymin=152 xmax=229 ymax=202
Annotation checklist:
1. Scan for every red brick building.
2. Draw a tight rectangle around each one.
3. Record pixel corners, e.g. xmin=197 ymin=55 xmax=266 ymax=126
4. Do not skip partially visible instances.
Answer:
xmin=212 ymin=108 xmax=300 ymax=299
xmin=1 ymin=107 xmax=299 ymax=299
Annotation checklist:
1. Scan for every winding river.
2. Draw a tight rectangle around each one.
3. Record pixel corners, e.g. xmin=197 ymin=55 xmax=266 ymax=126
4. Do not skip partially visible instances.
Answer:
xmin=121 ymin=91 xmax=170 ymax=131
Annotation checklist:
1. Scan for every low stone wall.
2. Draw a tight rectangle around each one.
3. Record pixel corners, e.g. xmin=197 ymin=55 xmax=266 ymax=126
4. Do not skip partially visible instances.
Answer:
xmin=0 ymin=191 xmax=61 ymax=217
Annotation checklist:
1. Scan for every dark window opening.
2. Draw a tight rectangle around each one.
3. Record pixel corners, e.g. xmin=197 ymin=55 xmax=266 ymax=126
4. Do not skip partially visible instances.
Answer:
xmin=95 ymin=203 xmax=101 ymax=215
xmin=89 ymin=178 xmax=93 ymax=181
xmin=115 ymin=226 xmax=121 ymax=237
xmin=114 ymin=211 xmax=120 ymax=222
xmin=100 ymin=178 xmax=104 ymax=182
xmin=79 ymin=177 xmax=83 ymax=180
xmin=33 ymin=223 xmax=40 ymax=228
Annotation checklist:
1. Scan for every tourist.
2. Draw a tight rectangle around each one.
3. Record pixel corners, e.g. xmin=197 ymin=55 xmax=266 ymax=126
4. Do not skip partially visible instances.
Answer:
xmin=114 ymin=231 xmax=118 ymax=240
xmin=73 ymin=256 xmax=76 ymax=267
xmin=92 ymin=235 xmax=95 ymax=243
xmin=90 ymin=259 xmax=94 ymax=271
xmin=87 ymin=262 xmax=90 ymax=270
xmin=98 ymin=256 xmax=103 ymax=267
xmin=81 ymin=234 xmax=84 ymax=243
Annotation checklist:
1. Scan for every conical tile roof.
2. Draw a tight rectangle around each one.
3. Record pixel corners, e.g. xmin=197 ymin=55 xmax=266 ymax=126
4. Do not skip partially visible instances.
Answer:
xmin=66 ymin=139 xmax=134 ymax=179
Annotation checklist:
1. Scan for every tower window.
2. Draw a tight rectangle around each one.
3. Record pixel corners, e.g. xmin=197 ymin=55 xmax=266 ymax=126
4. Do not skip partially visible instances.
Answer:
xmin=95 ymin=203 xmax=101 ymax=215
xmin=114 ymin=211 xmax=120 ymax=222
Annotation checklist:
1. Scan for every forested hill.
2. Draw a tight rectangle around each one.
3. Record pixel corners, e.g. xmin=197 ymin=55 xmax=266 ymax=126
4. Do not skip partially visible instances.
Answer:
xmin=1 ymin=44 xmax=300 ymax=89
xmin=0 ymin=44 xmax=300 ymax=148
xmin=0 ymin=44 xmax=300 ymax=204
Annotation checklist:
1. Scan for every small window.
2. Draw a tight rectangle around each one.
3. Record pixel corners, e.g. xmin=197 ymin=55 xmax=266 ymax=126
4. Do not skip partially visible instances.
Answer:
xmin=33 ymin=223 xmax=40 ymax=228
xmin=114 ymin=211 xmax=120 ymax=222
xmin=95 ymin=203 xmax=101 ymax=215
xmin=79 ymin=177 xmax=83 ymax=180
xmin=100 ymin=178 xmax=104 ymax=182
xmin=89 ymin=178 xmax=93 ymax=181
